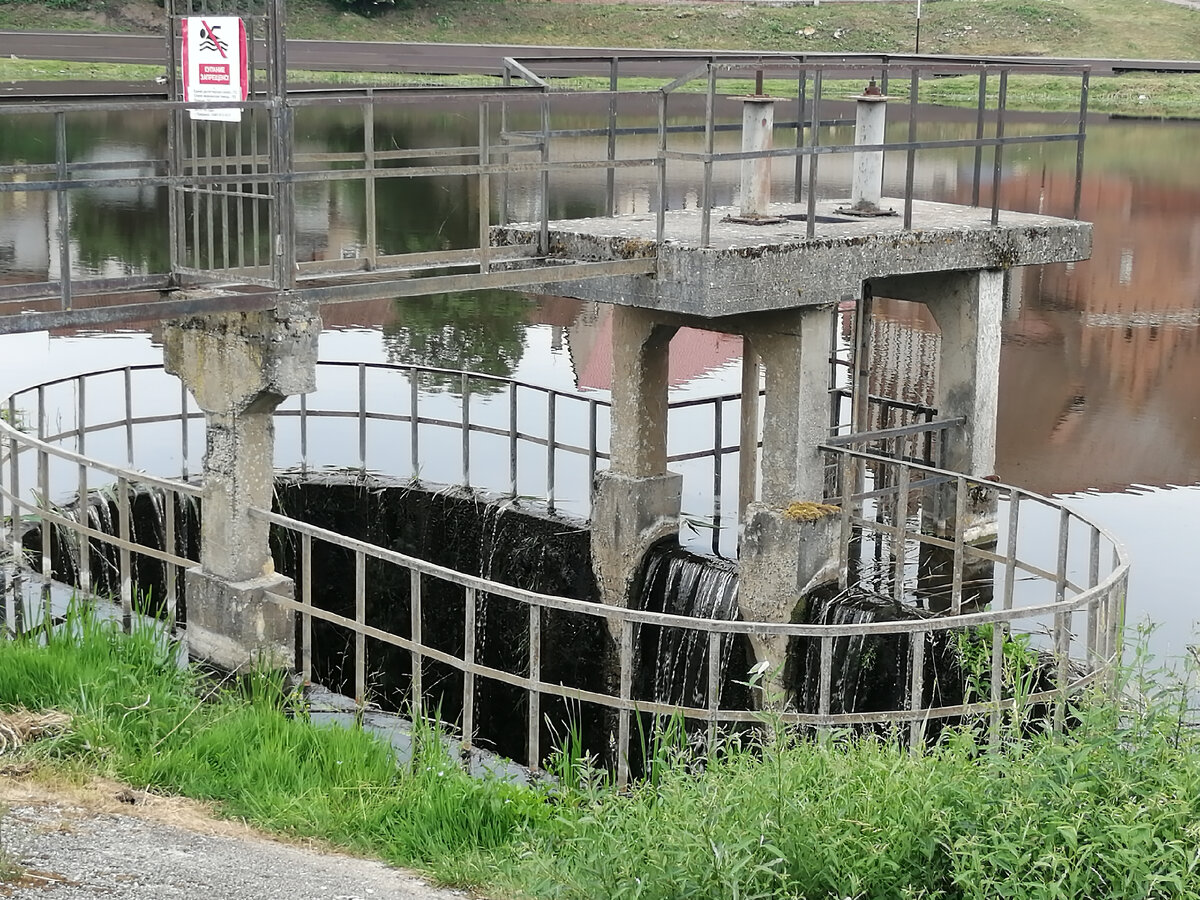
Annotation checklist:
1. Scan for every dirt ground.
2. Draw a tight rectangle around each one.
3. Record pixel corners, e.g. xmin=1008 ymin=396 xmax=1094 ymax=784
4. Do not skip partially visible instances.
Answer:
xmin=0 ymin=768 xmax=475 ymax=900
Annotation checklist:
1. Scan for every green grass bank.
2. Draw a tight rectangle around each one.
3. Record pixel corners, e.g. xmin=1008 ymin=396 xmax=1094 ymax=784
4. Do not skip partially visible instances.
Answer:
xmin=1 ymin=0 xmax=1199 ymax=115
xmin=2 ymin=606 xmax=1200 ymax=899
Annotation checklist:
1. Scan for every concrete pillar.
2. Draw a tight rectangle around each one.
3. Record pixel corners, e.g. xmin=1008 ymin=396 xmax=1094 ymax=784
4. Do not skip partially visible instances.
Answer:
xmin=850 ymin=83 xmax=888 ymax=213
xmin=737 ymin=306 xmax=839 ymax=690
xmin=164 ymin=299 xmax=321 ymax=670
xmin=922 ymin=269 xmax=1003 ymax=479
xmin=591 ymin=305 xmax=681 ymax=609
xmin=738 ymin=97 xmax=779 ymax=219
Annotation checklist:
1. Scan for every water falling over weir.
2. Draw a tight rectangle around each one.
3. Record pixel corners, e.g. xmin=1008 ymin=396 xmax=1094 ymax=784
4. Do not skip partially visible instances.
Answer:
xmin=20 ymin=476 xmax=1005 ymax=768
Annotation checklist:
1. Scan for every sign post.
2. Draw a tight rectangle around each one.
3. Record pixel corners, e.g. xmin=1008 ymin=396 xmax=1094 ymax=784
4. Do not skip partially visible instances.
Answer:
xmin=181 ymin=16 xmax=248 ymax=122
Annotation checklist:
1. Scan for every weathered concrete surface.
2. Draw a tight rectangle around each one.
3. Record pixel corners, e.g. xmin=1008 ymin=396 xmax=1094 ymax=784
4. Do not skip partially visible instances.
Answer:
xmin=164 ymin=301 xmax=320 ymax=670
xmin=747 ymin=307 xmax=834 ymax=507
xmin=492 ymin=199 xmax=1091 ymax=318
xmin=183 ymin=570 xmax=296 ymax=673
xmin=590 ymin=305 xmax=683 ymax=609
xmin=591 ymin=470 xmax=682 ymax=610
xmin=738 ymin=504 xmax=838 ymax=690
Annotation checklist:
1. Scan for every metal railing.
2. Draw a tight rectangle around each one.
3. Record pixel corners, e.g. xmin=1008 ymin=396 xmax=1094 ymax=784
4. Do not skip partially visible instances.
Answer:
xmin=1 ymin=55 xmax=1088 ymax=332
xmin=0 ymin=363 xmax=1127 ymax=786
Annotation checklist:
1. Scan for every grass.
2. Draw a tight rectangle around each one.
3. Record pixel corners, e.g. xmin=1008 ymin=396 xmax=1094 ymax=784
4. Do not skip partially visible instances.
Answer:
xmin=3 ymin=0 xmax=1200 ymax=114
xmin=3 ymin=603 xmax=1200 ymax=898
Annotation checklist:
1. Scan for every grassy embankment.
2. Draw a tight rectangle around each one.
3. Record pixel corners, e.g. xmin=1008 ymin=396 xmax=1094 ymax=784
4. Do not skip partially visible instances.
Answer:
xmin=2 ymin=604 xmax=1200 ymax=899
xmin=0 ymin=0 xmax=1199 ymax=115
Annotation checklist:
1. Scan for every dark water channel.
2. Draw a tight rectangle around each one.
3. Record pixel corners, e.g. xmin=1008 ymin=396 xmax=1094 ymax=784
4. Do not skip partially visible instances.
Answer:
xmin=1 ymin=96 xmax=1198 ymax=667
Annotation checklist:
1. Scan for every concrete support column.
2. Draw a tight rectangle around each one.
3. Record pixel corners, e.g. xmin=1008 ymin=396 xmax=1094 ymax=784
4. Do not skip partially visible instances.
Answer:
xmin=164 ymin=299 xmax=321 ymax=670
xmin=591 ymin=306 xmax=681 ymax=610
xmin=923 ymin=269 xmax=1003 ymax=479
xmin=737 ymin=306 xmax=839 ymax=691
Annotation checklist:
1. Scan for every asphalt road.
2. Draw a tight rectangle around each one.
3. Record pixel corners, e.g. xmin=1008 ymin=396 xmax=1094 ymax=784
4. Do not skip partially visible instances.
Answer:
xmin=2 ymin=30 xmax=1200 ymax=82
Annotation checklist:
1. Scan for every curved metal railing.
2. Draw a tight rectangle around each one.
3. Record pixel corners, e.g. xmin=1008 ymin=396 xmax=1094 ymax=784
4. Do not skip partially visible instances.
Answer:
xmin=0 ymin=363 xmax=1128 ymax=786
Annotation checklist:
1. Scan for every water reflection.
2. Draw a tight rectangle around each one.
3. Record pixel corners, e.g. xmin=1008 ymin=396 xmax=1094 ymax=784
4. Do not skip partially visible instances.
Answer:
xmin=1 ymin=100 xmax=1199 ymax=648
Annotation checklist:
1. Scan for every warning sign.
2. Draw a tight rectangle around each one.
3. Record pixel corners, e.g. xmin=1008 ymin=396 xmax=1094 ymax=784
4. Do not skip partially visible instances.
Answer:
xmin=181 ymin=16 xmax=247 ymax=122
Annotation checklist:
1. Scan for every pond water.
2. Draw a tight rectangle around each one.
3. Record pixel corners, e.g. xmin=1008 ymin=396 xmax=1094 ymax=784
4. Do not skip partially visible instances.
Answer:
xmin=1 ymin=95 xmax=1197 ymax=661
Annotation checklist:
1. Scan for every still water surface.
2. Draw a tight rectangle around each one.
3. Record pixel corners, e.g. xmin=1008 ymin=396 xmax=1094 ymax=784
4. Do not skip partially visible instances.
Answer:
xmin=1 ymin=98 xmax=1197 ymax=659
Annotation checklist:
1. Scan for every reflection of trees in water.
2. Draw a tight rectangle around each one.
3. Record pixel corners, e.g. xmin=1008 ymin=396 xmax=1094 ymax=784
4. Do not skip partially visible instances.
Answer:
xmin=380 ymin=290 xmax=531 ymax=395
xmin=70 ymin=187 xmax=171 ymax=274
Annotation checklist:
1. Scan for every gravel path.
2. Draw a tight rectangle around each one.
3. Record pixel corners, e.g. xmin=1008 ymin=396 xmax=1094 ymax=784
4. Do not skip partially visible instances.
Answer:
xmin=0 ymin=774 xmax=476 ymax=900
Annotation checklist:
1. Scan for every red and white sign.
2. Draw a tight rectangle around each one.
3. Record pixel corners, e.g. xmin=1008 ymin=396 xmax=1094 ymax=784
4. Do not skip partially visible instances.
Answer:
xmin=181 ymin=16 xmax=247 ymax=122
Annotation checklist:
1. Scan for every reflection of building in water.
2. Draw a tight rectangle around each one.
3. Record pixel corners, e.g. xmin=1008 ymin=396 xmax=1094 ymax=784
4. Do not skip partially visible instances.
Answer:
xmin=561 ymin=300 xmax=742 ymax=392
xmin=864 ymin=299 xmax=939 ymax=429
xmin=979 ymin=166 xmax=1200 ymax=495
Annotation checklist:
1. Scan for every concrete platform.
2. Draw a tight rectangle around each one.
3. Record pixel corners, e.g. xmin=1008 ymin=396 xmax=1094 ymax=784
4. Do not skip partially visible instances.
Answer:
xmin=492 ymin=198 xmax=1091 ymax=319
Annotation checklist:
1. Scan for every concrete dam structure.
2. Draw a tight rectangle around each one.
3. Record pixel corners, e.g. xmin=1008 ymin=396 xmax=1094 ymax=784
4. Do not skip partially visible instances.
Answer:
xmin=0 ymin=0 xmax=1128 ymax=783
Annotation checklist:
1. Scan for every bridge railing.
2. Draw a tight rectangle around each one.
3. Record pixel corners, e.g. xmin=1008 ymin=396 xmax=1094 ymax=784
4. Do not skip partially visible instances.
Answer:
xmin=0 ymin=55 xmax=1088 ymax=331
xmin=0 ymin=363 xmax=1127 ymax=787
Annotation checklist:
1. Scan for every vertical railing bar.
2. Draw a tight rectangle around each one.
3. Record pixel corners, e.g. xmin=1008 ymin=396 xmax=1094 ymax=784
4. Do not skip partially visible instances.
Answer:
xmin=606 ymin=57 xmax=618 ymax=215
xmin=617 ymin=618 xmax=633 ymax=789
xmin=76 ymin=379 xmax=91 ymax=595
xmin=818 ymin=634 xmax=833 ymax=732
xmin=706 ymin=631 xmax=721 ymax=753
xmin=711 ymin=398 xmax=723 ymax=556
xmin=410 ymin=370 xmax=420 ymax=480
xmin=124 ymin=367 xmax=134 ymax=466
xmin=539 ymin=93 xmax=551 ymax=255
xmin=365 ymin=102 xmax=378 ymax=270
xmin=410 ymin=568 xmax=423 ymax=719
xmin=234 ymin=119 xmax=246 ymax=269
xmin=180 ymin=375 xmax=190 ymax=481
xmin=908 ymin=630 xmax=926 ymax=749
xmin=499 ymin=67 xmax=511 ymax=227
xmin=989 ymin=608 xmax=1004 ymax=748
xmin=1073 ymin=69 xmax=1089 ymax=220
xmin=1053 ymin=507 xmax=1071 ymax=732
xmin=700 ymin=63 xmax=716 ymax=248
xmin=793 ymin=68 xmax=806 ymax=203
xmin=1003 ymin=491 xmax=1019 ymax=612
xmin=950 ymin=475 xmax=966 ymax=615
xmin=301 ymin=532 xmax=312 ymax=683
xmin=528 ymin=603 xmax=541 ymax=770
xmin=249 ymin=109 xmax=261 ymax=269
xmin=462 ymin=586 xmax=476 ymax=750
xmin=54 ymin=111 xmax=72 ymax=311
xmin=299 ymin=391 xmax=308 ymax=474
xmin=164 ymin=487 xmax=177 ymax=627
xmin=358 ymin=362 xmax=367 ymax=471
xmin=189 ymin=116 xmax=201 ymax=269
xmin=546 ymin=390 xmax=557 ymax=514
xmin=1086 ymin=526 xmax=1100 ymax=665
xmin=656 ymin=90 xmax=667 ymax=243
xmin=204 ymin=123 xmax=216 ymax=268
xmin=355 ymin=549 xmax=366 ymax=706
xmin=991 ymin=69 xmax=1008 ymax=226
xmin=838 ymin=451 xmax=854 ymax=590
xmin=805 ymin=70 xmax=822 ymax=238
xmin=461 ymin=372 xmax=471 ymax=488
xmin=117 ymin=475 xmax=132 ymax=632
xmin=587 ymin=398 xmax=598 ymax=507
xmin=478 ymin=101 xmax=491 ymax=274
xmin=219 ymin=122 xmax=231 ymax=271
xmin=892 ymin=462 xmax=910 ymax=603
xmin=903 ymin=67 xmax=919 ymax=230
xmin=36 ymin=387 xmax=50 ymax=584
xmin=9 ymin=397 xmax=22 ymax=568
xmin=509 ymin=382 xmax=519 ymax=497
xmin=971 ymin=69 xmax=987 ymax=208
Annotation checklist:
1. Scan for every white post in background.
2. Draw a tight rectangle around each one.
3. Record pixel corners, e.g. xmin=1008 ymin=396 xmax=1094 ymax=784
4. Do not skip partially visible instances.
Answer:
xmin=850 ymin=80 xmax=889 ymax=214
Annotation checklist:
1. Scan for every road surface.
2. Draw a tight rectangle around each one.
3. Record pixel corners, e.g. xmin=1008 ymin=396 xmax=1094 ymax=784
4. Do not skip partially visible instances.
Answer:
xmin=2 ymin=31 xmax=1199 ymax=82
